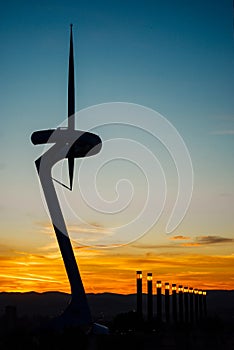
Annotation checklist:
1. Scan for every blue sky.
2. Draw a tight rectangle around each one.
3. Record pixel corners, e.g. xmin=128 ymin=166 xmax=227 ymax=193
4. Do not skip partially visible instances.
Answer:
xmin=0 ymin=1 xmax=233 ymax=264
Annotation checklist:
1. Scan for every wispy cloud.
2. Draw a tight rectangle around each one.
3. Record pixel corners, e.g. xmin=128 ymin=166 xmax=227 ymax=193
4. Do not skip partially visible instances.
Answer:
xmin=131 ymin=243 xmax=182 ymax=250
xmin=34 ymin=221 xmax=54 ymax=235
xmin=69 ymin=223 xmax=113 ymax=236
xmin=170 ymin=235 xmax=190 ymax=240
xmin=179 ymin=235 xmax=234 ymax=247
xmin=181 ymin=243 xmax=201 ymax=247
xmin=38 ymin=221 xmax=114 ymax=237
xmin=195 ymin=235 xmax=234 ymax=245
xmin=133 ymin=235 xmax=234 ymax=250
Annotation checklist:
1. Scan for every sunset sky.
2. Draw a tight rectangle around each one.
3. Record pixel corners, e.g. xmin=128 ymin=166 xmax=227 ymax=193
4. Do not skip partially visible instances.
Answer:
xmin=0 ymin=0 xmax=234 ymax=294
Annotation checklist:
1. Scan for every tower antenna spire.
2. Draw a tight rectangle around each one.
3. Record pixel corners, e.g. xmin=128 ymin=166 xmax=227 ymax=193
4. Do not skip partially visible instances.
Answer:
xmin=68 ymin=23 xmax=75 ymax=130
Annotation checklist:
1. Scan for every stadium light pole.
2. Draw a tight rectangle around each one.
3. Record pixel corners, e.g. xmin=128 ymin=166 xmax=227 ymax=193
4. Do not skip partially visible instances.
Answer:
xmin=136 ymin=271 xmax=143 ymax=320
xmin=147 ymin=273 xmax=153 ymax=322
xmin=189 ymin=287 xmax=194 ymax=324
xmin=198 ymin=289 xmax=203 ymax=319
xmin=203 ymin=290 xmax=207 ymax=318
xmin=172 ymin=284 xmax=177 ymax=323
xmin=165 ymin=282 xmax=170 ymax=323
xmin=194 ymin=288 xmax=199 ymax=323
xmin=178 ymin=285 xmax=184 ymax=323
xmin=183 ymin=286 xmax=189 ymax=324
xmin=156 ymin=281 xmax=162 ymax=323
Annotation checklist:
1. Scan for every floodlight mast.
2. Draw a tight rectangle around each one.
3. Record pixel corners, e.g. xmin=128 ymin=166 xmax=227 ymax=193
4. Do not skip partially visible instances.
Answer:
xmin=31 ymin=26 xmax=108 ymax=334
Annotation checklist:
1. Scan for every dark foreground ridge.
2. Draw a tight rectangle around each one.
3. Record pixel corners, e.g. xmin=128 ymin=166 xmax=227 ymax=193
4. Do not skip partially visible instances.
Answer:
xmin=0 ymin=291 xmax=233 ymax=349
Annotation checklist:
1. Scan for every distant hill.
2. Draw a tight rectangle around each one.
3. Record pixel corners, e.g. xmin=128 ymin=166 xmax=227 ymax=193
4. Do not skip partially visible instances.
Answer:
xmin=0 ymin=290 xmax=233 ymax=323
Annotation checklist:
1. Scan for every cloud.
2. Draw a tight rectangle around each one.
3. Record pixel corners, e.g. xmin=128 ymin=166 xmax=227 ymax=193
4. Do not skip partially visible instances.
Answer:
xmin=179 ymin=235 xmax=234 ymax=247
xmin=181 ymin=243 xmax=201 ymax=247
xmin=69 ymin=223 xmax=113 ymax=236
xmin=34 ymin=221 xmax=114 ymax=243
xmin=131 ymin=243 xmax=182 ymax=250
xmin=131 ymin=235 xmax=233 ymax=251
xmin=170 ymin=235 xmax=190 ymax=240
xmin=34 ymin=221 xmax=54 ymax=236
xmin=195 ymin=236 xmax=234 ymax=245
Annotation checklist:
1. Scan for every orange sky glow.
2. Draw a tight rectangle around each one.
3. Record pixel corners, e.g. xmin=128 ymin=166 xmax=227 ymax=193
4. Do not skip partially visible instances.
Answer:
xmin=0 ymin=227 xmax=233 ymax=294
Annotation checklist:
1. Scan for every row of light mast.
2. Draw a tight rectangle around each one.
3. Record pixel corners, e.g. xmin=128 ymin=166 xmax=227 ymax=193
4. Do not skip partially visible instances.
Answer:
xmin=136 ymin=271 xmax=207 ymax=324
